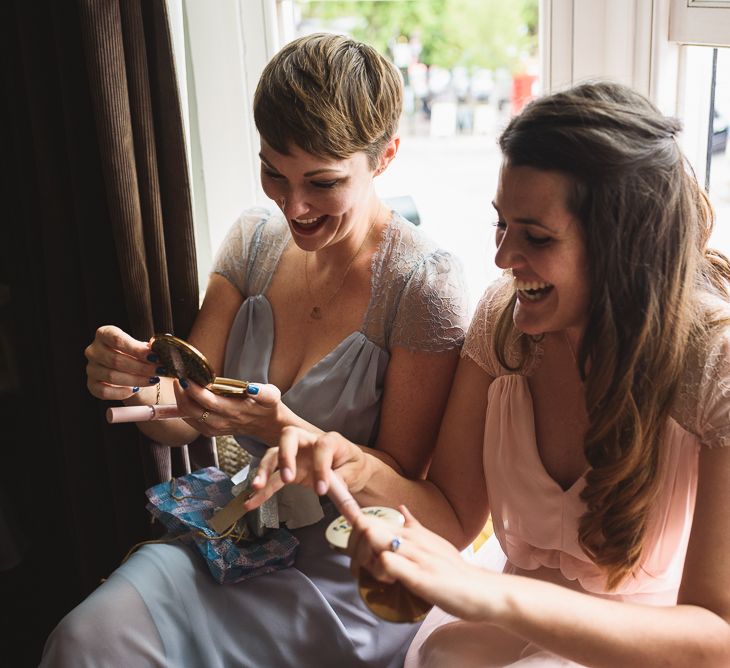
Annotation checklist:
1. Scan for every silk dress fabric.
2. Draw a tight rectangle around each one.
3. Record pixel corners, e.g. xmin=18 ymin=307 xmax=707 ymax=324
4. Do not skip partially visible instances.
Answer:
xmin=41 ymin=208 xmax=467 ymax=668
xmin=406 ymin=277 xmax=730 ymax=668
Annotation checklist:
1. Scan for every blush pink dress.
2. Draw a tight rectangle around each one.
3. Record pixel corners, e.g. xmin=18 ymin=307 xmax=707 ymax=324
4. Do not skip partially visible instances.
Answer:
xmin=406 ymin=279 xmax=730 ymax=667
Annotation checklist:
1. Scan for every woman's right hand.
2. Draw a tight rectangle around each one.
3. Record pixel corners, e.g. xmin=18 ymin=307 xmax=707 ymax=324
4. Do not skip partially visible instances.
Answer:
xmin=244 ymin=426 xmax=371 ymax=511
xmin=346 ymin=505 xmax=497 ymax=623
xmin=85 ymin=325 xmax=160 ymax=401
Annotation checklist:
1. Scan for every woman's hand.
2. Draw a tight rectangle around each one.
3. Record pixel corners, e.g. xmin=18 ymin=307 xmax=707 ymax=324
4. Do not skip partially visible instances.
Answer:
xmin=243 ymin=427 xmax=370 ymax=511
xmin=348 ymin=505 xmax=499 ymax=623
xmin=173 ymin=379 xmax=286 ymax=444
xmin=85 ymin=325 xmax=160 ymax=401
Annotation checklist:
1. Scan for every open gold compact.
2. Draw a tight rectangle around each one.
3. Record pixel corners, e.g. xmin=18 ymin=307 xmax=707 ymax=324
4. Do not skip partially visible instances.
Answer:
xmin=149 ymin=333 xmax=249 ymax=397
xmin=325 ymin=505 xmax=432 ymax=624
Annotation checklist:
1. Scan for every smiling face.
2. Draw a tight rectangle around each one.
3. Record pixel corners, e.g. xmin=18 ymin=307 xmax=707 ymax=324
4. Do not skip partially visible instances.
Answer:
xmin=493 ymin=161 xmax=590 ymax=342
xmin=259 ymin=141 xmax=393 ymax=253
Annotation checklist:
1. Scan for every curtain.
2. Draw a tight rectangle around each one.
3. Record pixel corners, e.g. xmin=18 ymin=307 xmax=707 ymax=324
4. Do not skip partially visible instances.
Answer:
xmin=0 ymin=0 xmax=213 ymax=662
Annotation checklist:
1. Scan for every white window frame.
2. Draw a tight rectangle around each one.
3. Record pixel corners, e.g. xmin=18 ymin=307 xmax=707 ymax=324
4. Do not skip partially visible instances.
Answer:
xmin=540 ymin=1 xmax=680 ymax=107
xmin=168 ymin=0 xmax=281 ymax=293
xmin=670 ymin=0 xmax=730 ymax=46
xmin=541 ymin=0 xmax=730 ymax=186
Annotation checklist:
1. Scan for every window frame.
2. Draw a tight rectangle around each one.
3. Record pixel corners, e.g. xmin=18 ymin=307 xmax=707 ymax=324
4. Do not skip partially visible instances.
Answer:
xmin=670 ymin=0 xmax=730 ymax=46
xmin=168 ymin=0 xmax=280 ymax=291
xmin=541 ymin=0 xmax=730 ymax=188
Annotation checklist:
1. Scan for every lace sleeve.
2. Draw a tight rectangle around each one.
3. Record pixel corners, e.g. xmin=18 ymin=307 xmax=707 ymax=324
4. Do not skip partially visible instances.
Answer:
xmin=388 ymin=249 xmax=468 ymax=353
xmin=461 ymin=278 xmax=512 ymax=377
xmin=210 ymin=208 xmax=271 ymax=296
xmin=694 ymin=327 xmax=730 ymax=449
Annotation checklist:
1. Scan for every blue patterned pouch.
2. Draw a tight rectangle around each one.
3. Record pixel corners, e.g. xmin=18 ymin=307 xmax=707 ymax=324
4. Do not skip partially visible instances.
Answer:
xmin=145 ymin=467 xmax=299 ymax=584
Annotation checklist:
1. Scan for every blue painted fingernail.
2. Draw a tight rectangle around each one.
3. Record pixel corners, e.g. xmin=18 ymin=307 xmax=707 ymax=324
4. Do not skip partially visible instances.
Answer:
xmin=132 ymin=387 xmax=140 ymax=393
xmin=149 ymin=377 xmax=160 ymax=385
xmin=155 ymin=366 xmax=166 ymax=375
xmin=247 ymin=384 xmax=259 ymax=395
xmin=180 ymin=378 xmax=189 ymax=389
xmin=146 ymin=354 xmax=158 ymax=363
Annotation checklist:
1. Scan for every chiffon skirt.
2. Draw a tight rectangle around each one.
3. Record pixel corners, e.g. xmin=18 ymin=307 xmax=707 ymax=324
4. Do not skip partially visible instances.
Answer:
xmin=42 ymin=503 xmax=420 ymax=668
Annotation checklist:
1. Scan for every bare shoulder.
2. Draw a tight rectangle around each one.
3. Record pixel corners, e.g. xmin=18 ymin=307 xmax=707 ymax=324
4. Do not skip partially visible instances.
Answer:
xmin=673 ymin=313 xmax=730 ymax=447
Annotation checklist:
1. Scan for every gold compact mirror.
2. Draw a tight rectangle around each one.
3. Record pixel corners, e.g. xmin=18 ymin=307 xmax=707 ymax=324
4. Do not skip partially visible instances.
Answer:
xmin=149 ymin=333 xmax=249 ymax=397
xmin=325 ymin=507 xmax=432 ymax=624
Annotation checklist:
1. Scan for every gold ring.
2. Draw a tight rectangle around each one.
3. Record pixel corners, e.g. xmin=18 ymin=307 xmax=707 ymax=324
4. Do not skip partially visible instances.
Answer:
xmin=200 ymin=409 xmax=210 ymax=423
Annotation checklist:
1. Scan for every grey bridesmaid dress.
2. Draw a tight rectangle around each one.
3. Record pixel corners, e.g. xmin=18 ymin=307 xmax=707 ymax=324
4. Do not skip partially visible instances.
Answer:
xmin=42 ymin=209 xmax=467 ymax=668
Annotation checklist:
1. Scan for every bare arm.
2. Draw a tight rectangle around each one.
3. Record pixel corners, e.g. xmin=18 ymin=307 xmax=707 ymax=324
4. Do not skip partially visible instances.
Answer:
xmin=370 ymin=443 xmax=730 ymax=667
xmin=251 ymin=355 xmax=493 ymax=548
xmin=363 ymin=345 xmax=460 ymax=478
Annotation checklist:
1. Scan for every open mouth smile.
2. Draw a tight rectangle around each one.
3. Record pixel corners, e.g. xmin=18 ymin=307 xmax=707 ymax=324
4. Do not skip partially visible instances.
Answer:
xmin=515 ymin=278 xmax=554 ymax=302
xmin=291 ymin=215 xmax=328 ymax=234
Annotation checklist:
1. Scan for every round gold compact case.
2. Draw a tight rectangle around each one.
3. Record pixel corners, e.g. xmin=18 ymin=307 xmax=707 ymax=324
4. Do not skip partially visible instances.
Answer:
xmin=325 ymin=507 xmax=432 ymax=624
xmin=149 ymin=333 xmax=249 ymax=396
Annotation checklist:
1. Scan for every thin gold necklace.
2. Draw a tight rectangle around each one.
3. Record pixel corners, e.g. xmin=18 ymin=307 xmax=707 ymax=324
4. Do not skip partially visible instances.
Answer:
xmin=304 ymin=215 xmax=380 ymax=320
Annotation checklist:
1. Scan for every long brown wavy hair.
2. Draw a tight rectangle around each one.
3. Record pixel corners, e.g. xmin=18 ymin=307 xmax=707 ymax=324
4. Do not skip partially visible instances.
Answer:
xmin=496 ymin=81 xmax=730 ymax=589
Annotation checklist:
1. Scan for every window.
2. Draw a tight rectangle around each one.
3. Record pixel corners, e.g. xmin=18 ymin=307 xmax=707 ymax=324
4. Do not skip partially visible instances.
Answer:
xmin=541 ymin=0 xmax=730 ymax=254
xmin=668 ymin=0 xmax=730 ymax=253
xmin=172 ymin=0 xmax=730 ymax=297
xmin=680 ymin=46 xmax=730 ymax=250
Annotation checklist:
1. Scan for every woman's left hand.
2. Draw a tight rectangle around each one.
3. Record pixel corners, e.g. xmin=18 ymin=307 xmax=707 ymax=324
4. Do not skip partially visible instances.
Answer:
xmin=173 ymin=379 xmax=290 ymax=445
xmin=348 ymin=505 xmax=499 ymax=623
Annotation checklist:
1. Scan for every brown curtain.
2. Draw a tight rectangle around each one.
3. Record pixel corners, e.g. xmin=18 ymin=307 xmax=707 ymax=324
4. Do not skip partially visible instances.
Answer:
xmin=0 ymin=0 xmax=213 ymax=663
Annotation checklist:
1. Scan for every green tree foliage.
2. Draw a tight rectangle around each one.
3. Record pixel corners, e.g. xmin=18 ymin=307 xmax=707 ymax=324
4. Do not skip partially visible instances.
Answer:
xmin=299 ymin=0 xmax=537 ymax=72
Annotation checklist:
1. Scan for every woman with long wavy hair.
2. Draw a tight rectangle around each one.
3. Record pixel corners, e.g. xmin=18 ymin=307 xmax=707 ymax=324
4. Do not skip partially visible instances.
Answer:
xmin=248 ymin=81 xmax=730 ymax=666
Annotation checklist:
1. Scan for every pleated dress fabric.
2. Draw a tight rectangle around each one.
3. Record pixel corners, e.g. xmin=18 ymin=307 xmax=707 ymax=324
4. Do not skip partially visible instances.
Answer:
xmin=406 ymin=278 xmax=730 ymax=667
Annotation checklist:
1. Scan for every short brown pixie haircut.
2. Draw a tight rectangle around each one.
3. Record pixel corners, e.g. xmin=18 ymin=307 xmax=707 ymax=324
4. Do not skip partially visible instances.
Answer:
xmin=253 ymin=33 xmax=403 ymax=168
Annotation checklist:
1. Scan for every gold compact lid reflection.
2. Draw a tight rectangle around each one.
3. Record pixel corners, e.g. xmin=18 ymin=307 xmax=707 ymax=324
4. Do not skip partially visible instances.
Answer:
xmin=325 ymin=506 xmax=405 ymax=550
xmin=358 ymin=569 xmax=432 ymax=624
xmin=325 ymin=507 xmax=432 ymax=624
xmin=149 ymin=333 xmax=249 ymax=397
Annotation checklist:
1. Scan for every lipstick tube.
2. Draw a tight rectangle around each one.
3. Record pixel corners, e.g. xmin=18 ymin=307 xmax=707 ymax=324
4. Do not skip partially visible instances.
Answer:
xmin=106 ymin=404 xmax=189 ymax=423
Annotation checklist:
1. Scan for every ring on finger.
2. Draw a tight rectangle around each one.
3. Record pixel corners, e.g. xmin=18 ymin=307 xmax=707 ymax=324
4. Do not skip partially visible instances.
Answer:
xmin=390 ymin=536 xmax=402 ymax=553
xmin=199 ymin=409 xmax=210 ymax=423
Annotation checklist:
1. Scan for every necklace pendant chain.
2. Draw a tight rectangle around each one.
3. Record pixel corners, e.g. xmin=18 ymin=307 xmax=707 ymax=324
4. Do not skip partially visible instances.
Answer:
xmin=304 ymin=213 xmax=380 ymax=320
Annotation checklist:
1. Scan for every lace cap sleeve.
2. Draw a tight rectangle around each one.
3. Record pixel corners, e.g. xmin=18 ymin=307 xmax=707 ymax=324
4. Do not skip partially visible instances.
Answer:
xmin=211 ymin=208 xmax=287 ymax=296
xmin=388 ymin=246 xmax=468 ymax=352
xmin=691 ymin=325 xmax=730 ymax=449
xmin=461 ymin=277 xmax=513 ymax=377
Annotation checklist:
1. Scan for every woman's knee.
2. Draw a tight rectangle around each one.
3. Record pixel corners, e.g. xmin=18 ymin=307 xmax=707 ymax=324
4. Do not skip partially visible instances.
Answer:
xmin=41 ymin=576 xmax=164 ymax=667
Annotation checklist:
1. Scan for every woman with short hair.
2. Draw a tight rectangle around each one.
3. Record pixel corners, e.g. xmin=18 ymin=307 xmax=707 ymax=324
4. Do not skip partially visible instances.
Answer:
xmin=42 ymin=33 xmax=467 ymax=667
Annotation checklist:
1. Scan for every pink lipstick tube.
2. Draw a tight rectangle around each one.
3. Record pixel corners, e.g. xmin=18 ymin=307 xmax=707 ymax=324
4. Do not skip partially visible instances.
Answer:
xmin=106 ymin=404 xmax=189 ymax=423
